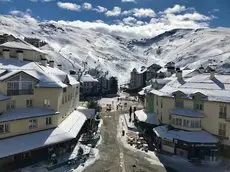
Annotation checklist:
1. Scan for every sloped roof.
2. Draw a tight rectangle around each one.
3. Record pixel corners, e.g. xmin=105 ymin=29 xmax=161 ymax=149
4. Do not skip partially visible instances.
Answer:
xmin=0 ymin=108 xmax=58 ymax=122
xmin=80 ymin=74 xmax=98 ymax=82
xmin=135 ymin=109 xmax=159 ymax=125
xmin=0 ymin=58 xmax=79 ymax=88
xmin=0 ymin=110 xmax=87 ymax=159
xmin=153 ymin=125 xmax=218 ymax=143
xmin=0 ymin=40 xmax=46 ymax=54
xmin=151 ymin=73 xmax=230 ymax=103
xmin=170 ymin=108 xmax=205 ymax=118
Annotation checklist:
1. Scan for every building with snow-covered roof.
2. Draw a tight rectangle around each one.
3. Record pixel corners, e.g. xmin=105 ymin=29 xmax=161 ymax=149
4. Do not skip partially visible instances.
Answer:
xmin=0 ymin=40 xmax=90 ymax=170
xmin=80 ymin=74 xmax=100 ymax=99
xmin=129 ymin=63 xmax=161 ymax=91
xmin=145 ymin=69 xmax=230 ymax=162
xmin=0 ymin=39 xmax=46 ymax=62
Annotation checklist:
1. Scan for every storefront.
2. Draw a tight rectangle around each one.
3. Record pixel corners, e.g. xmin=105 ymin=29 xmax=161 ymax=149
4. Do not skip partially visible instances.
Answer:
xmin=153 ymin=125 xmax=219 ymax=162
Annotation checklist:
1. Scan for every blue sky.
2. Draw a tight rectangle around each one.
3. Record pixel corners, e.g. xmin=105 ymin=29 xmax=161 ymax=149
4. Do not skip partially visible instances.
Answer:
xmin=0 ymin=0 xmax=229 ymax=37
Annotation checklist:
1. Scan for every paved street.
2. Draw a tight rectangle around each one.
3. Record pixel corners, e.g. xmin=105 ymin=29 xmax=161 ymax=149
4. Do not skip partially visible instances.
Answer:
xmin=83 ymin=101 xmax=165 ymax=172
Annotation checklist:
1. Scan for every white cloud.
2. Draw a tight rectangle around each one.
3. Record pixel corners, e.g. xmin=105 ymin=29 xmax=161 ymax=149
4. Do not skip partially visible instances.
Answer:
xmin=105 ymin=6 xmax=121 ymax=17
xmin=57 ymin=2 xmax=81 ymax=11
xmin=164 ymin=4 xmax=186 ymax=14
xmin=94 ymin=6 xmax=107 ymax=13
xmin=9 ymin=9 xmax=37 ymax=23
xmin=122 ymin=8 xmax=156 ymax=18
xmin=83 ymin=2 xmax=92 ymax=10
xmin=122 ymin=16 xmax=137 ymax=26
xmin=133 ymin=8 xmax=156 ymax=18
xmin=121 ymin=0 xmax=136 ymax=3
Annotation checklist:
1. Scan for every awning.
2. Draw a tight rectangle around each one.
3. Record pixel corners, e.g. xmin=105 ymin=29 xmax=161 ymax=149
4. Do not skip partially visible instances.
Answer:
xmin=0 ymin=110 xmax=87 ymax=159
xmin=135 ymin=109 xmax=160 ymax=125
xmin=0 ymin=108 xmax=59 ymax=122
xmin=170 ymin=108 xmax=205 ymax=118
xmin=153 ymin=125 xmax=218 ymax=143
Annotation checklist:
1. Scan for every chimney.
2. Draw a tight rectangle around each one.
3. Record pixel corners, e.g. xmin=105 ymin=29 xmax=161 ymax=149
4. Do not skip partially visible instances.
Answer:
xmin=16 ymin=50 xmax=23 ymax=61
xmin=3 ymin=49 xmax=10 ymax=59
xmin=198 ymin=66 xmax=204 ymax=73
xmin=69 ymin=70 xmax=76 ymax=75
xmin=210 ymin=69 xmax=215 ymax=79
xmin=57 ymin=64 xmax=62 ymax=70
xmin=176 ymin=69 xmax=183 ymax=80
xmin=41 ymin=57 xmax=47 ymax=67
xmin=49 ymin=60 xmax=54 ymax=68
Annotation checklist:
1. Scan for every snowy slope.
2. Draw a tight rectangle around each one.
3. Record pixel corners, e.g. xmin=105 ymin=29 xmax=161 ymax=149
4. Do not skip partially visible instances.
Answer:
xmin=1 ymin=15 xmax=230 ymax=84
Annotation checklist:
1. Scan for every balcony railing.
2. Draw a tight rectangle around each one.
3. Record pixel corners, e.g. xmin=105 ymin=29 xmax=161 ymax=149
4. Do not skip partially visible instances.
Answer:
xmin=7 ymin=89 xmax=34 ymax=96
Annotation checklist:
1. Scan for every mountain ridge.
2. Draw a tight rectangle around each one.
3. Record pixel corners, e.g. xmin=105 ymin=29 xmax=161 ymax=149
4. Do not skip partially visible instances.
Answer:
xmin=1 ymin=15 xmax=230 ymax=84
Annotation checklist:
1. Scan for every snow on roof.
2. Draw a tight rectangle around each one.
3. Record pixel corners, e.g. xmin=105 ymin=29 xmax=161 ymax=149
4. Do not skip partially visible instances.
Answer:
xmin=170 ymin=108 xmax=205 ymax=118
xmin=153 ymin=125 xmax=218 ymax=143
xmin=0 ymin=110 xmax=87 ymax=159
xmin=0 ymin=59 xmax=79 ymax=88
xmin=152 ymin=73 xmax=230 ymax=103
xmin=81 ymin=74 xmax=98 ymax=82
xmin=0 ymin=40 xmax=46 ymax=54
xmin=0 ymin=69 xmax=6 ymax=75
xmin=138 ymin=85 xmax=152 ymax=95
xmin=0 ymin=94 xmax=9 ymax=101
xmin=0 ymin=108 xmax=59 ymax=122
xmin=77 ymin=108 xmax=96 ymax=119
xmin=135 ymin=109 xmax=160 ymax=125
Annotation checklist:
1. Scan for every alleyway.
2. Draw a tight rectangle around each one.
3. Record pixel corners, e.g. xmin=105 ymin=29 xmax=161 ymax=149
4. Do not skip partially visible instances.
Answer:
xmin=83 ymin=101 xmax=165 ymax=172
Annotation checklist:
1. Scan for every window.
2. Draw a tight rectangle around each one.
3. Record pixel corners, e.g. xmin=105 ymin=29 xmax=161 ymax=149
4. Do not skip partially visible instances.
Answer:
xmin=29 ymin=119 xmax=37 ymax=129
xmin=194 ymin=102 xmax=204 ymax=111
xmin=175 ymin=97 xmax=184 ymax=108
xmin=175 ymin=118 xmax=182 ymax=126
xmin=162 ymin=139 xmax=174 ymax=147
xmin=219 ymin=105 xmax=227 ymax=119
xmin=161 ymin=99 xmax=163 ymax=108
xmin=44 ymin=99 xmax=50 ymax=107
xmin=219 ymin=123 xmax=226 ymax=137
xmin=183 ymin=119 xmax=186 ymax=127
xmin=26 ymin=99 xmax=33 ymax=107
xmin=156 ymin=97 xmax=158 ymax=106
xmin=6 ymin=100 xmax=16 ymax=110
xmin=0 ymin=123 xmax=9 ymax=134
xmin=46 ymin=117 xmax=52 ymax=125
xmin=63 ymin=88 xmax=67 ymax=93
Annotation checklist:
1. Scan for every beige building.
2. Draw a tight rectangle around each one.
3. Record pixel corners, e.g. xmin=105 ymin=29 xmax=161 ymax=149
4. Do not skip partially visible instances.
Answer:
xmin=149 ymin=69 xmax=230 ymax=162
xmin=0 ymin=39 xmax=86 ymax=169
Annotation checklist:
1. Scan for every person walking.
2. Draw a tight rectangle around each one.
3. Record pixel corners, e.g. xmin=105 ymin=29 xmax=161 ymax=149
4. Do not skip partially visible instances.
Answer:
xmin=129 ymin=106 xmax=132 ymax=122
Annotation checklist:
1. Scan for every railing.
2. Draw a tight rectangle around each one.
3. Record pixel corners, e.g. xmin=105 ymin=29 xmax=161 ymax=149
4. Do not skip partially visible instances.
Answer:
xmin=7 ymin=89 xmax=34 ymax=96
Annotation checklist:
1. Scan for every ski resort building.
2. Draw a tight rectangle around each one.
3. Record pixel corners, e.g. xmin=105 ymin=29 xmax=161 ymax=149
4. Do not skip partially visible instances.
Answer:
xmin=146 ymin=69 xmax=230 ymax=162
xmin=0 ymin=40 xmax=87 ymax=169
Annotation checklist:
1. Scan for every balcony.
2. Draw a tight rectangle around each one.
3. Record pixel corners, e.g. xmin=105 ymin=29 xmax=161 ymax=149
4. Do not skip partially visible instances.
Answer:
xmin=7 ymin=89 xmax=34 ymax=96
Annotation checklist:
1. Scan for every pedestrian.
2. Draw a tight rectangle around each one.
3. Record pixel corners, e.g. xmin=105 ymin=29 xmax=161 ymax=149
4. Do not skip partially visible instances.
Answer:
xmin=133 ymin=106 xmax=136 ymax=120
xmin=129 ymin=106 xmax=132 ymax=121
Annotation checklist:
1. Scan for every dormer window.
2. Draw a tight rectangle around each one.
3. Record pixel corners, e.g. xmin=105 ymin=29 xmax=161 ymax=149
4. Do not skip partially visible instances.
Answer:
xmin=173 ymin=91 xmax=185 ymax=108
xmin=192 ymin=92 xmax=206 ymax=111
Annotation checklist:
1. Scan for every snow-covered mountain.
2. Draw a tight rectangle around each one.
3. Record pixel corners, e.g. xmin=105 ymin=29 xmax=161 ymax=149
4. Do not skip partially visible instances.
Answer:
xmin=1 ymin=15 xmax=230 ymax=84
